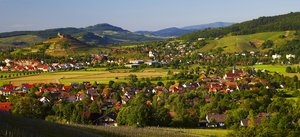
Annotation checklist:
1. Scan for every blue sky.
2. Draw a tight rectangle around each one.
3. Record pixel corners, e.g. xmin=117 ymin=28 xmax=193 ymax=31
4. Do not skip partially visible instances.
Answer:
xmin=0 ymin=0 xmax=300 ymax=32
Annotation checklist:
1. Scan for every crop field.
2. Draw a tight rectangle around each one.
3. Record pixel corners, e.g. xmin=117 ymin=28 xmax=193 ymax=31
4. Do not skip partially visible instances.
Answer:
xmin=1 ymin=68 xmax=171 ymax=86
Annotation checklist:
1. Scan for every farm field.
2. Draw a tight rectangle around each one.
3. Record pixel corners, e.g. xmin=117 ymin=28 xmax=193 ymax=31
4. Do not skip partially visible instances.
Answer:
xmin=1 ymin=68 xmax=172 ymax=86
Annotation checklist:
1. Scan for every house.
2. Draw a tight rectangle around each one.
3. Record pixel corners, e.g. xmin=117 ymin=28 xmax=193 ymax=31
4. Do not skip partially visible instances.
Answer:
xmin=286 ymin=54 xmax=296 ymax=60
xmin=82 ymin=112 xmax=102 ymax=125
xmin=96 ymin=112 xmax=118 ymax=126
xmin=25 ymin=66 xmax=36 ymax=71
xmin=206 ymin=113 xmax=226 ymax=128
xmin=225 ymin=82 xmax=239 ymax=92
xmin=125 ymin=64 xmax=139 ymax=68
xmin=40 ymin=87 xmax=58 ymax=93
xmin=152 ymin=86 xmax=168 ymax=94
xmin=0 ymin=85 xmax=14 ymax=96
xmin=147 ymin=61 xmax=159 ymax=66
xmin=206 ymin=82 xmax=223 ymax=93
xmin=21 ymin=83 xmax=34 ymax=93
xmin=129 ymin=60 xmax=144 ymax=64
xmin=223 ymin=73 xmax=241 ymax=81
xmin=76 ymin=91 xmax=87 ymax=101
xmin=39 ymin=97 xmax=50 ymax=104
xmin=240 ymin=113 xmax=269 ymax=127
xmin=0 ymin=102 xmax=12 ymax=112
xmin=43 ymin=65 xmax=54 ymax=72
xmin=168 ymin=83 xmax=183 ymax=93
xmin=149 ymin=51 xmax=155 ymax=58
xmin=1 ymin=66 xmax=10 ymax=71
xmin=71 ymin=82 xmax=79 ymax=88
xmin=62 ymin=86 xmax=72 ymax=91
xmin=272 ymin=54 xmax=281 ymax=60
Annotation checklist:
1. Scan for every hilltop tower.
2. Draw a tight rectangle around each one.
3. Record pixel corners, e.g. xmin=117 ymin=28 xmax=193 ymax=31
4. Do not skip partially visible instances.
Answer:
xmin=57 ymin=32 xmax=64 ymax=38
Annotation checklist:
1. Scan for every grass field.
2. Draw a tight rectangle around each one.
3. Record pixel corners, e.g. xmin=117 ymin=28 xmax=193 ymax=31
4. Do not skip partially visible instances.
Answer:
xmin=74 ymin=125 xmax=231 ymax=137
xmin=0 ymin=111 xmax=230 ymax=137
xmin=159 ymin=127 xmax=231 ymax=137
xmin=199 ymin=31 xmax=295 ymax=53
xmin=252 ymin=64 xmax=300 ymax=78
xmin=0 ymin=112 xmax=100 ymax=137
xmin=2 ymin=68 xmax=171 ymax=86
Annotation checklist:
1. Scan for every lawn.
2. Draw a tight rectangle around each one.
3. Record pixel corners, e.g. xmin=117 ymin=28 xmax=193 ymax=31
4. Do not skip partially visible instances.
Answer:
xmin=2 ymin=68 xmax=170 ymax=86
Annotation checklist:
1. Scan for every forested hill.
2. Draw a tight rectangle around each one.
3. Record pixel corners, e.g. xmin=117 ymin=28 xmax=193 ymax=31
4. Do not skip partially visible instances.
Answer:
xmin=181 ymin=12 xmax=300 ymax=41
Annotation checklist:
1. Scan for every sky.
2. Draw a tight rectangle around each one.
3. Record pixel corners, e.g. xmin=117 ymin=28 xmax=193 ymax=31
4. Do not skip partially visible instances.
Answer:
xmin=0 ymin=0 xmax=300 ymax=32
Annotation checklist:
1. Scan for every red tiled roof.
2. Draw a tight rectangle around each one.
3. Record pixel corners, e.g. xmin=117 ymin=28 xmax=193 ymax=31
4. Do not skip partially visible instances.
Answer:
xmin=0 ymin=102 xmax=12 ymax=112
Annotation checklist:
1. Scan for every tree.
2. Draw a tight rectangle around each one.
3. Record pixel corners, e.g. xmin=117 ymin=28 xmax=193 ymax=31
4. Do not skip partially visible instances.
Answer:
xmin=286 ymin=66 xmax=292 ymax=73
xmin=128 ymin=74 xmax=138 ymax=84
xmin=117 ymin=92 xmax=152 ymax=127
xmin=262 ymin=40 xmax=274 ymax=49
xmin=12 ymin=96 xmax=44 ymax=119
xmin=89 ymin=101 xmax=99 ymax=113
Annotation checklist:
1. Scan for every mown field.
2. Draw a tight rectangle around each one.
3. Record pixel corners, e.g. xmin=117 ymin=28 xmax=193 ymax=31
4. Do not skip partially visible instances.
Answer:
xmin=199 ymin=31 xmax=295 ymax=53
xmin=252 ymin=64 xmax=300 ymax=78
xmin=1 ymin=68 xmax=172 ymax=86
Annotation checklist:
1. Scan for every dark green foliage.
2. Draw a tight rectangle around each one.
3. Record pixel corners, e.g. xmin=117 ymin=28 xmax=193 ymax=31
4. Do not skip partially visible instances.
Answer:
xmin=181 ymin=12 xmax=300 ymax=41
xmin=261 ymin=40 xmax=274 ymax=49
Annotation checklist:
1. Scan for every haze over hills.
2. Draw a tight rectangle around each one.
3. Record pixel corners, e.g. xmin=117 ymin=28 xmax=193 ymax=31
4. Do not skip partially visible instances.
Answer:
xmin=135 ymin=22 xmax=234 ymax=37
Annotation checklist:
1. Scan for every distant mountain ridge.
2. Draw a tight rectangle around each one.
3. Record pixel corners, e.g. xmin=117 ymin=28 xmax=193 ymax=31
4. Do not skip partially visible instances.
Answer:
xmin=0 ymin=23 xmax=162 ymax=47
xmin=135 ymin=22 xmax=234 ymax=37
xmin=182 ymin=22 xmax=234 ymax=30
xmin=181 ymin=12 xmax=300 ymax=41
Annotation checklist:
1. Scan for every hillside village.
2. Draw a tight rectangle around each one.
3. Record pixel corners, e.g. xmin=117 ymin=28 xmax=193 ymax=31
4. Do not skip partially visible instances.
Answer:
xmin=0 ymin=66 xmax=294 ymax=128
xmin=2 ymin=11 xmax=300 ymax=137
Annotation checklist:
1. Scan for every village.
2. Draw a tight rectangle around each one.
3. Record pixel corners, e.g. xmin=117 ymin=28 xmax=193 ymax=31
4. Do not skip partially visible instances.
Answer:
xmin=0 ymin=66 xmax=283 ymax=128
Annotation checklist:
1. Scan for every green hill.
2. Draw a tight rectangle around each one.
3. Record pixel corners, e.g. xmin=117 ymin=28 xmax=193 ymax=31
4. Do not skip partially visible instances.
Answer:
xmin=11 ymin=33 xmax=98 ymax=57
xmin=182 ymin=12 xmax=300 ymax=41
xmin=198 ymin=31 xmax=296 ymax=53
xmin=0 ymin=35 xmax=44 ymax=48
xmin=0 ymin=24 xmax=163 ymax=48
